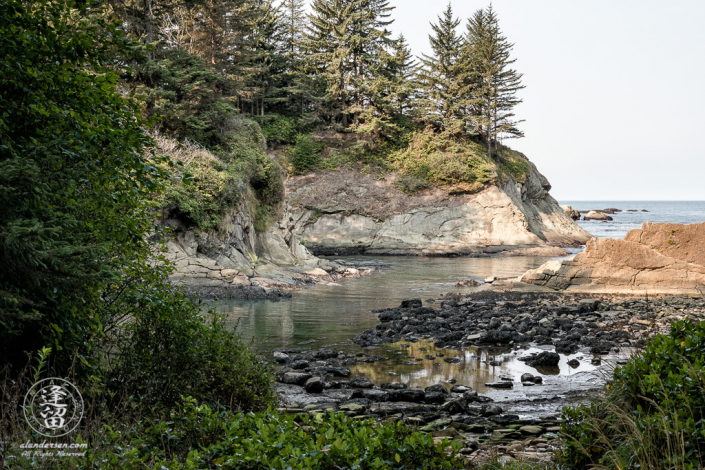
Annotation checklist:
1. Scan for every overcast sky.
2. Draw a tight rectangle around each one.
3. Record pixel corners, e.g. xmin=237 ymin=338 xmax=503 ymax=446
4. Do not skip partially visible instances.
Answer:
xmin=375 ymin=0 xmax=705 ymax=201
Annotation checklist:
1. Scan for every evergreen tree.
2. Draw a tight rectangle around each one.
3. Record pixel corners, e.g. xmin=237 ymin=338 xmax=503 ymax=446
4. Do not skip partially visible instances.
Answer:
xmin=302 ymin=0 xmax=395 ymax=129
xmin=466 ymin=5 xmax=524 ymax=158
xmin=417 ymin=3 xmax=471 ymax=133
xmin=389 ymin=34 xmax=419 ymax=116
xmin=282 ymin=0 xmax=307 ymax=55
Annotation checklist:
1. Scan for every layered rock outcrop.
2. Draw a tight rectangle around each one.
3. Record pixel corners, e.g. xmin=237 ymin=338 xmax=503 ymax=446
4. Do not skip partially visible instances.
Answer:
xmin=286 ymin=157 xmax=591 ymax=256
xmin=521 ymin=222 xmax=705 ymax=294
xmin=162 ymin=203 xmax=378 ymax=297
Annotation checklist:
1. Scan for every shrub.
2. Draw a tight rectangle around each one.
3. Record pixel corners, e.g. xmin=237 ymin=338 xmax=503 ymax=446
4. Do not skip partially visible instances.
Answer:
xmin=100 ymin=400 xmax=465 ymax=469
xmin=390 ymin=128 xmax=496 ymax=187
xmin=395 ymin=174 xmax=429 ymax=194
xmin=261 ymin=114 xmax=301 ymax=145
xmin=105 ymin=267 xmax=276 ymax=411
xmin=288 ymin=134 xmax=323 ymax=174
xmin=561 ymin=319 xmax=705 ymax=469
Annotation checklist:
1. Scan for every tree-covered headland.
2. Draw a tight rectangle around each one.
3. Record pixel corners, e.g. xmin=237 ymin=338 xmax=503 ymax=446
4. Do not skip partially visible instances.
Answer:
xmin=3 ymin=0 xmax=700 ymax=468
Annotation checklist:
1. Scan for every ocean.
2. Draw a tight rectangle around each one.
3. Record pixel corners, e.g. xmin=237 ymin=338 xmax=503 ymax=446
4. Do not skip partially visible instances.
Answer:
xmin=560 ymin=201 xmax=705 ymax=239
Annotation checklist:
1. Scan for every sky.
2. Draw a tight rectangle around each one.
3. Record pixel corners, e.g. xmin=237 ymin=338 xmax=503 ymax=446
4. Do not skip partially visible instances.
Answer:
xmin=377 ymin=0 xmax=705 ymax=201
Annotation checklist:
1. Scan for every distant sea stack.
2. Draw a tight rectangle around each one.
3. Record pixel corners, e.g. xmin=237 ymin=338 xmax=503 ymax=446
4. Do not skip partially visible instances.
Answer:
xmin=285 ymin=155 xmax=592 ymax=257
xmin=521 ymin=222 xmax=705 ymax=294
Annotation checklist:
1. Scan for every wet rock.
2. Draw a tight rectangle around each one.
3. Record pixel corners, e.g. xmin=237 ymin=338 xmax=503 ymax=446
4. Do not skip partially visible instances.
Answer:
xmin=442 ymin=357 xmax=461 ymax=364
xmin=567 ymin=358 xmax=580 ymax=367
xmin=304 ymin=377 xmax=324 ymax=394
xmin=424 ymin=392 xmax=447 ymax=404
xmin=424 ymin=384 xmax=448 ymax=394
xmin=313 ymin=349 xmax=339 ymax=360
xmin=519 ymin=425 xmax=544 ymax=436
xmin=456 ymin=279 xmax=482 ymax=287
xmin=348 ymin=377 xmax=374 ymax=389
xmin=290 ymin=360 xmax=311 ymax=370
xmin=339 ymin=403 xmax=366 ymax=415
xmin=555 ymin=340 xmax=579 ymax=354
xmin=486 ymin=382 xmax=513 ymax=389
xmin=450 ymin=385 xmax=472 ymax=393
xmin=480 ymin=404 xmax=503 ymax=417
xmin=380 ymin=382 xmax=407 ymax=390
xmin=401 ymin=299 xmax=422 ymax=309
xmin=273 ymin=352 xmax=290 ymax=363
xmin=520 ymin=373 xmax=535 ymax=383
xmin=281 ymin=372 xmax=312 ymax=386
xmin=441 ymin=397 xmax=467 ymax=414
xmin=524 ymin=352 xmax=560 ymax=367
xmin=388 ymin=389 xmax=426 ymax=403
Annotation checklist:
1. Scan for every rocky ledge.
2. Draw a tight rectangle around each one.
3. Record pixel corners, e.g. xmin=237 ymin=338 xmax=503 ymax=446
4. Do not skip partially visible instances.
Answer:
xmin=285 ymin=159 xmax=591 ymax=257
xmin=521 ymin=222 xmax=705 ymax=295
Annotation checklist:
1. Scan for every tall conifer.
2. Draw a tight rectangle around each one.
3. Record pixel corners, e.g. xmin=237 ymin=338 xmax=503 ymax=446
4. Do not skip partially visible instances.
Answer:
xmin=417 ymin=3 xmax=470 ymax=133
xmin=466 ymin=5 xmax=524 ymax=158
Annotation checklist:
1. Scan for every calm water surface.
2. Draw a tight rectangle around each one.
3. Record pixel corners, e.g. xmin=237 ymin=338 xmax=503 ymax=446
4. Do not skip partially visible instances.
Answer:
xmin=216 ymin=256 xmax=558 ymax=352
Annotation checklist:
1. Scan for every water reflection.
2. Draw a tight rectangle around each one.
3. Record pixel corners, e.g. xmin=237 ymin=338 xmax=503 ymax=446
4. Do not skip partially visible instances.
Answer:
xmin=350 ymin=340 xmax=597 ymax=394
xmin=214 ymin=255 xmax=566 ymax=352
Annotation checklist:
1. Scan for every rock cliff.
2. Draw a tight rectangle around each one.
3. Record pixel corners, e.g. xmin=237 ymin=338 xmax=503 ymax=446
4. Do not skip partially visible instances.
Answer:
xmin=285 ymin=157 xmax=591 ymax=256
xmin=161 ymin=203 xmax=378 ymax=298
xmin=521 ymin=222 xmax=705 ymax=295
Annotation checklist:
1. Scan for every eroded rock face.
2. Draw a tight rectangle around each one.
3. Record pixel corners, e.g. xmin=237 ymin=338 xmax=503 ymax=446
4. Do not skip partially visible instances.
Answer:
xmin=521 ymin=222 xmax=705 ymax=294
xmin=286 ymin=158 xmax=591 ymax=256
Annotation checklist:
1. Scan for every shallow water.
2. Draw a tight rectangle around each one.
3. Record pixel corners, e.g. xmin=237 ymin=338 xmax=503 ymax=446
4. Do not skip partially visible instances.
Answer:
xmin=215 ymin=255 xmax=559 ymax=353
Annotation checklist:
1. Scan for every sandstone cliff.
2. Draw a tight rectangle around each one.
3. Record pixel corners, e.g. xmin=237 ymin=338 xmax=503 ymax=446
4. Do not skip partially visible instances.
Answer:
xmin=285 ymin=157 xmax=591 ymax=256
xmin=521 ymin=222 xmax=705 ymax=295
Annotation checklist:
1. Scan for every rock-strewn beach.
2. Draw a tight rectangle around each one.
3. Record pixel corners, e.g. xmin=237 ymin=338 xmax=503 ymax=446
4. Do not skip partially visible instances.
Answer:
xmin=272 ymin=292 xmax=705 ymax=465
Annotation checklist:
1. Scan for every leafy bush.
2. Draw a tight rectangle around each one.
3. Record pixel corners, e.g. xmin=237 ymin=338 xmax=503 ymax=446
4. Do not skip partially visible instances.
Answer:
xmin=496 ymin=146 xmax=531 ymax=183
xmin=261 ymin=114 xmax=301 ymax=145
xmin=94 ymin=400 xmax=464 ymax=469
xmin=287 ymin=134 xmax=323 ymax=174
xmin=390 ymin=128 xmax=496 ymax=187
xmin=561 ymin=319 xmax=705 ymax=469
xmin=395 ymin=174 xmax=429 ymax=194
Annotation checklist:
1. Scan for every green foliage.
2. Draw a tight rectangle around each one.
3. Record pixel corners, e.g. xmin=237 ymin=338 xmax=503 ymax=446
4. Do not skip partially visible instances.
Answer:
xmin=391 ymin=128 xmax=496 ymax=187
xmin=395 ymin=175 xmax=429 ymax=194
xmin=261 ymin=115 xmax=301 ymax=145
xmin=496 ymin=146 xmax=531 ymax=183
xmin=561 ymin=319 xmax=705 ymax=469
xmin=0 ymin=0 xmax=161 ymax=370
xmin=107 ymin=274 xmax=276 ymax=410
xmin=287 ymin=134 xmax=324 ymax=174
xmin=92 ymin=400 xmax=463 ymax=469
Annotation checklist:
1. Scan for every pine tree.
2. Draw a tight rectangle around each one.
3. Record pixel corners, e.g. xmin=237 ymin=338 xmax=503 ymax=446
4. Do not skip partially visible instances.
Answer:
xmin=417 ymin=3 xmax=471 ymax=133
xmin=389 ymin=34 xmax=419 ymax=116
xmin=302 ymin=0 xmax=395 ymax=129
xmin=282 ymin=0 xmax=307 ymax=55
xmin=466 ymin=5 xmax=524 ymax=158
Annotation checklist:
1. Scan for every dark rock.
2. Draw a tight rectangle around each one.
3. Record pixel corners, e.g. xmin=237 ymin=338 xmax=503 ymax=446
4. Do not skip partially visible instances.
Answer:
xmin=349 ymin=377 xmax=374 ymax=389
xmin=555 ymin=340 xmax=579 ymax=354
xmin=525 ymin=352 xmax=560 ymax=367
xmin=424 ymin=392 xmax=447 ymax=404
xmin=304 ymin=377 xmax=324 ymax=394
xmin=480 ymin=404 xmax=503 ymax=417
xmin=290 ymin=360 xmax=311 ymax=370
xmin=520 ymin=373 xmax=534 ymax=383
xmin=281 ymin=372 xmax=312 ymax=386
xmin=380 ymin=382 xmax=407 ymax=390
xmin=313 ymin=349 xmax=339 ymax=360
xmin=567 ymin=359 xmax=580 ymax=367
xmin=388 ymin=389 xmax=426 ymax=403
xmin=401 ymin=299 xmax=423 ymax=309
xmin=273 ymin=352 xmax=290 ymax=363
xmin=425 ymin=384 xmax=449 ymax=394
xmin=443 ymin=357 xmax=461 ymax=364
xmin=485 ymin=382 xmax=513 ymax=389
xmin=441 ymin=397 xmax=467 ymax=414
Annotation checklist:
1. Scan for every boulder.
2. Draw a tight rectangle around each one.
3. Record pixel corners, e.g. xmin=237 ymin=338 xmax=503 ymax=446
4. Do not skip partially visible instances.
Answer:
xmin=400 ymin=299 xmax=422 ymax=309
xmin=584 ymin=211 xmax=613 ymax=221
xmin=304 ymin=377 xmax=324 ymax=394
xmin=424 ymin=384 xmax=449 ymax=394
xmin=281 ymin=372 xmax=312 ymax=386
xmin=348 ymin=377 xmax=374 ymax=389
xmin=388 ymin=389 xmax=426 ymax=403
xmin=521 ymin=222 xmax=705 ymax=295
xmin=525 ymin=352 xmax=560 ymax=367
